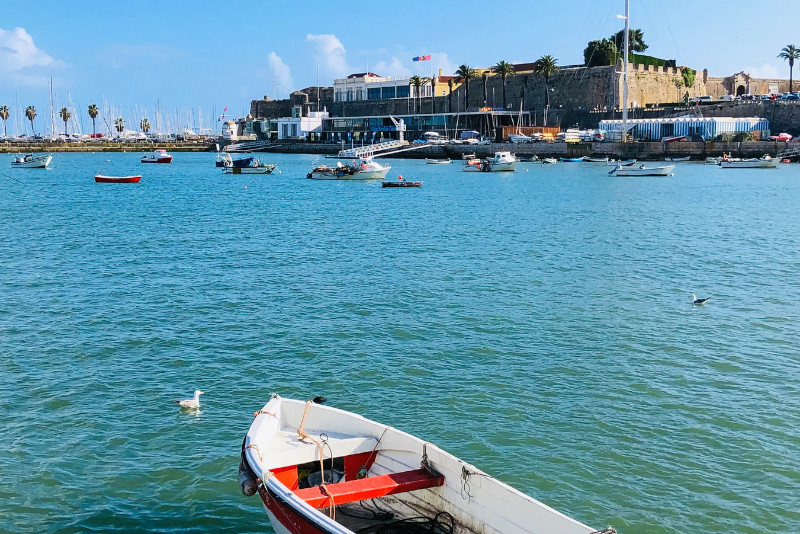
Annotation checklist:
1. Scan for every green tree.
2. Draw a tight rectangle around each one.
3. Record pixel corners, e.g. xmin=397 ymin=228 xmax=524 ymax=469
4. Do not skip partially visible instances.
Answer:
xmin=59 ymin=107 xmax=71 ymax=136
xmin=409 ymin=75 xmax=424 ymax=114
xmin=610 ymin=28 xmax=648 ymax=55
xmin=454 ymin=64 xmax=477 ymax=111
xmin=25 ymin=106 xmax=37 ymax=135
xmin=778 ymin=44 xmax=800 ymax=93
xmin=0 ymin=105 xmax=9 ymax=137
xmin=584 ymin=39 xmax=618 ymax=67
xmin=493 ymin=60 xmax=516 ymax=109
xmin=88 ymin=104 xmax=99 ymax=136
xmin=534 ymin=55 xmax=560 ymax=125
xmin=140 ymin=118 xmax=151 ymax=134
xmin=114 ymin=117 xmax=125 ymax=135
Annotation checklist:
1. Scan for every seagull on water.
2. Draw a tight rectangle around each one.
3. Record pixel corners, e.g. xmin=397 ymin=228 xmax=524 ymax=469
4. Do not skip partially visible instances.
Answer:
xmin=176 ymin=390 xmax=204 ymax=409
xmin=692 ymin=294 xmax=710 ymax=305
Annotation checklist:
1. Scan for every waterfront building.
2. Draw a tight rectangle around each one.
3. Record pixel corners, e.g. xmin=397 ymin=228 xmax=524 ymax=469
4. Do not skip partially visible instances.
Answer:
xmin=333 ymin=71 xmax=454 ymax=105
xmin=599 ymin=116 xmax=770 ymax=141
xmin=276 ymin=110 xmax=329 ymax=141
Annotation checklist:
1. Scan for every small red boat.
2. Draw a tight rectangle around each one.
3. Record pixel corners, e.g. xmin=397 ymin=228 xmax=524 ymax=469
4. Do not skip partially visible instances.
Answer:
xmin=141 ymin=149 xmax=173 ymax=163
xmin=95 ymin=174 xmax=141 ymax=183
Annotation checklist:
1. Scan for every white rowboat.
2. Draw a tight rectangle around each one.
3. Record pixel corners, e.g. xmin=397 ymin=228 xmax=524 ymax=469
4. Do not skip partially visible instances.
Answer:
xmin=11 ymin=154 xmax=52 ymax=168
xmin=240 ymin=396 xmax=605 ymax=534
xmin=611 ymin=164 xmax=674 ymax=176
xmin=719 ymin=155 xmax=778 ymax=169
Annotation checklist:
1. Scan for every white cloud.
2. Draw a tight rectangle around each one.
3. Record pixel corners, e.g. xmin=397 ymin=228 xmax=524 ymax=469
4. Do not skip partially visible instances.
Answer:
xmin=0 ymin=27 xmax=61 ymax=86
xmin=372 ymin=56 xmax=412 ymax=78
xmin=429 ymin=52 xmax=457 ymax=79
xmin=306 ymin=33 xmax=352 ymax=79
xmin=743 ymin=63 xmax=779 ymax=79
xmin=266 ymin=51 xmax=294 ymax=98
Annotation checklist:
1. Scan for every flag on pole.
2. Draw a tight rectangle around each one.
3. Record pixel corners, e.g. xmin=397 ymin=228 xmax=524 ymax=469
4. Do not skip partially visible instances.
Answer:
xmin=412 ymin=55 xmax=431 ymax=62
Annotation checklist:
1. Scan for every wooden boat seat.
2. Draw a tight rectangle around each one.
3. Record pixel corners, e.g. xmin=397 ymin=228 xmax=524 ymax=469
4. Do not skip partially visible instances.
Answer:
xmin=294 ymin=468 xmax=445 ymax=508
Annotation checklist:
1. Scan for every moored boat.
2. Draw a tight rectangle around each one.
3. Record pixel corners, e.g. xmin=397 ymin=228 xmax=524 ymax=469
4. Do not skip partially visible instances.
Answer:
xmin=240 ymin=395 xmax=605 ymax=534
xmin=306 ymin=162 xmax=362 ymax=180
xmin=223 ymin=159 xmax=277 ymax=174
xmin=355 ymin=156 xmax=391 ymax=179
xmin=141 ymin=149 xmax=173 ymax=163
xmin=610 ymin=163 xmax=674 ymax=176
xmin=425 ymin=158 xmax=451 ymax=164
xmin=95 ymin=174 xmax=141 ymax=183
xmin=607 ymin=159 xmax=636 ymax=166
xmin=560 ymin=156 xmax=585 ymax=162
xmin=584 ymin=156 xmax=609 ymax=163
xmin=462 ymin=151 xmax=518 ymax=172
xmin=382 ymin=176 xmax=422 ymax=187
xmin=11 ymin=153 xmax=52 ymax=168
xmin=217 ymin=152 xmax=254 ymax=168
xmin=719 ymin=155 xmax=778 ymax=169
xmin=542 ymin=157 xmax=558 ymax=165
xmin=664 ymin=156 xmax=690 ymax=162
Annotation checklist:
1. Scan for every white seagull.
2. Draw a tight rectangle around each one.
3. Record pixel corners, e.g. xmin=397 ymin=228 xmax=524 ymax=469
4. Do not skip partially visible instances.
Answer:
xmin=176 ymin=390 xmax=204 ymax=409
xmin=692 ymin=294 xmax=710 ymax=305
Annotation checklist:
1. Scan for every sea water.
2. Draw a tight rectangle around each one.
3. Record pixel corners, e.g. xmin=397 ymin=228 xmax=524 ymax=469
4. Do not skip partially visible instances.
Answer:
xmin=1 ymin=153 xmax=798 ymax=533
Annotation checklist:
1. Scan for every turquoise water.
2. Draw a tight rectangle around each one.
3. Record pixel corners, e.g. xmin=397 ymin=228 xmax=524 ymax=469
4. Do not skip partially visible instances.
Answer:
xmin=1 ymin=153 xmax=799 ymax=533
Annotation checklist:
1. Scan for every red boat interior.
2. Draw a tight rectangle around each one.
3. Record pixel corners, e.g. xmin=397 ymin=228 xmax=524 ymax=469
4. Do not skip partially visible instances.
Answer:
xmin=271 ymin=451 xmax=445 ymax=509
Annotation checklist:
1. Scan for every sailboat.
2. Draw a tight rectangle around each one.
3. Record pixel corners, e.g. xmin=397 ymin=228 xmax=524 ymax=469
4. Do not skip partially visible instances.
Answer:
xmin=508 ymin=101 xmax=532 ymax=143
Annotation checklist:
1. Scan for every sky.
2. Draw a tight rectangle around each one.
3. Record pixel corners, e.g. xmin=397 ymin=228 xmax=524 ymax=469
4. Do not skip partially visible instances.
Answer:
xmin=1 ymin=0 xmax=797 ymax=135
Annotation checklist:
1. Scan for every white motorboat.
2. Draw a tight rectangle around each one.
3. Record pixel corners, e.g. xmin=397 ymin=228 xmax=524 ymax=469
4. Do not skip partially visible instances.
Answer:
xmin=542 ymin=157 xmax=558 ymax=165
xmin=425 ymin=158 xmax=451 ymax=164
xmin=611 ymin=163 xmax=674 ymax=176
xmin=11 ymin=153 xmax=52 ymax=168
xmin=705 ymin=157 xmax=722 ymax=164
xmin=240 ymin=395 xmax=606 ymax=534
xmin=584 ymin=157 xmax=609 ymax=163
xmin=223 ymin=158 xmax=277 ymax=174
xmin=607 ymin=159 xmax=636 ymax=166
xmin=508 ymin=133 xmax=532 ymax=143
xmin=462 ymin=152 xmax=518 ymax=172
xmin=664 ymin=156 xmax=690 ymax=162
xmin=355 ymin=156 xmax=391 ymax=179
xmin=719 ymin=155 xmax=778 ymax=169
xmin=141 ymin=149 xmax=173 ymax=164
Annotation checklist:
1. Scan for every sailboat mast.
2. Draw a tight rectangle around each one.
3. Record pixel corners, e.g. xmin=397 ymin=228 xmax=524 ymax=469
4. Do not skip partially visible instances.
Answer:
xmin=49 ymin=78 xmax=55 ymax=137
xmin=621 ymin=0 xmax=630 ymax=143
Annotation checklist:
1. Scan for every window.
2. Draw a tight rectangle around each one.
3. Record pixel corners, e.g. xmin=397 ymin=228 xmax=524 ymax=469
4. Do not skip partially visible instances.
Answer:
xmin=291 ymin=124 xmax=298 ymax=137
xmin=282 ymin=124 xmax=288 ymax=138
xmin=381 ymin=87 xmax=396 ymax=99
xmin=368 ymin=88 xmax=381 ymax=100
xmin=356 ymin=89 xmax=363 ymax=100
xmin=346 ymin=90 xmax=353 ymax=101
xmin=396 ymin=85 xmax=409 ymax=98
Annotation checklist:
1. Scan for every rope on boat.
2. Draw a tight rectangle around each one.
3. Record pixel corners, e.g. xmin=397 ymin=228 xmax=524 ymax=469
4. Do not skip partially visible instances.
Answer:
xmin=295 ymin=400 xmax=336 ymax=520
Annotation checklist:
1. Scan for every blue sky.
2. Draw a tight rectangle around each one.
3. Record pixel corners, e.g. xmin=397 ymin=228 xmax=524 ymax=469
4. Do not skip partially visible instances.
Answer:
xmin=1 ymin=0 xmax=797 ymax=134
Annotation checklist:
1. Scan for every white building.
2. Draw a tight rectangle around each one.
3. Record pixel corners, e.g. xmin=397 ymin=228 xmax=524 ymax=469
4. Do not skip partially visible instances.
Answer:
xmin=276 ymin=110 xmax=329 ymax=140
xmin=333 ymin=72 xmax=446 ymax=102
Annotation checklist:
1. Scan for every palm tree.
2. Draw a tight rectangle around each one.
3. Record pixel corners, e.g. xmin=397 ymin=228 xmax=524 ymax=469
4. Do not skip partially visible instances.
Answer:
xmin=140 ymin=118 xmax=151 ymax=134
xmin=25 ymin=106 xmax=37 ymax=135
xmin=0 ymin=105 xmax=9 ymax=137
xmin=454 ymin=65 xmax=477 ymax=111
xmin=482 ymin=71 xmax=488 ymax=107
xmin=409 ymin=75 xmax=424 ymax=114
xmin=88 ymin=104 xmax=99 ymax=136
xmin=114 ymin=117 xmax=125 ymax=135
xmin=59 ymin=107 xmax=71 ymax=136
xmin=778 ymin=44 xmax=800 ymax=93
xmin=428 ymin=76 xmax=437 ymax=114
xmin=447 ymin=79 xmax=454 ymax=112
xmin=534 ymin=55 xmax=560 ymax=125
xmin=493 ymin=60 xmax=516 ymax=109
